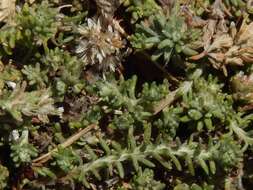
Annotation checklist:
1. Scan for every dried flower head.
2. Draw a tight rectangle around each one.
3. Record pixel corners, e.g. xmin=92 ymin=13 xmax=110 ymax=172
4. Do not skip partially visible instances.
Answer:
xmin=76 ymin=17 xmax=125 ymax=72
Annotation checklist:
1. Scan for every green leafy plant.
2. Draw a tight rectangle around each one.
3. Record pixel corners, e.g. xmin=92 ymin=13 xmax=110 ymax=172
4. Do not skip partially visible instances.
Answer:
xmin=174 ymin=182 xmax=214 ymax=190
xmin=130 ymin=169 xmax=165 ymax=190
xmin=0 ymin=2 xmax=59 ymax=55
xmin=10 ymin=130 xmax=38 ymax=167
xmin=1 ymin=1 xmax=253 ymax=189
xmin=51 ymin=147 xmax=81 ymax=172
xmin=122 ymin=0 xmax=161 ymax=23
xmin=131 ymin=5 xmax=201 ymax=64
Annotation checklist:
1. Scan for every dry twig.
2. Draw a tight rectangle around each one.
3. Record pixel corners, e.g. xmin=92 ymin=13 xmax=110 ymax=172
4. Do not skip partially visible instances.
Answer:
xmin=32 ymin=124 xmax=98 ymax=165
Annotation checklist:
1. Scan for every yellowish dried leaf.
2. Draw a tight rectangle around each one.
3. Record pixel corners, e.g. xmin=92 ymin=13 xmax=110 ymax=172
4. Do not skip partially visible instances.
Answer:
xmin=239 ymin=47 xmax=253 ymax=62
xmin=208 ymin=52 xmax=225 ymax=63
xmin=225 ymin=57 xmax=243 ymax=66
xmin=208 ymin=34 xmax=233 ymax=52
xmin=236 ymin=22 xmax=253 ymax=44
xmin=28 ymin=0 xmax=36 ymax=4
xmin=0 ymin=0 xmax=15 ymax=23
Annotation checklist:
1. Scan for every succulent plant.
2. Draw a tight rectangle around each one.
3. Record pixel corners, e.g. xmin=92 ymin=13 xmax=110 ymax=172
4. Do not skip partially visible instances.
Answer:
xmin=1 ymin=1 xmax=253 ymax=189
xmin=131 ymin=5 xmax=201 ymax=64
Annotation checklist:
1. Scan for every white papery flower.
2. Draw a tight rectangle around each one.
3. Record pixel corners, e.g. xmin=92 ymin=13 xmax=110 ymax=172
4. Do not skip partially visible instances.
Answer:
xmin=6 ymin=81 xmax=16 ymax=89
xmin=76 ymin=17 xmax=125 ymax=72
xmin=9 ymin=130 xmax=19 ymax=141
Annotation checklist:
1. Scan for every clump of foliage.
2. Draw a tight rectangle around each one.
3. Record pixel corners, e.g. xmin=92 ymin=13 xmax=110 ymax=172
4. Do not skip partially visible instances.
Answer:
xmin=122 ymin=0 xmax=161 ymax=23
xmin=1 ymin=0 xmax=253 ymax=189
xmin=131 ymin=4 xmax=201 ymax=64
xmin=129 ymin=169 xmax=165 ymax=189
xmin=0 ymin=1 xmax=59 ymax=55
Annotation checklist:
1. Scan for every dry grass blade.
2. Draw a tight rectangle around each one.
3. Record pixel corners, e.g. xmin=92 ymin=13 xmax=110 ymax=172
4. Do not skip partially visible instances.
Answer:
xmin=152 ymin=81 xmax=192 ymax=115
xmin=152 ymin=91 xmax=177 ymax=115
